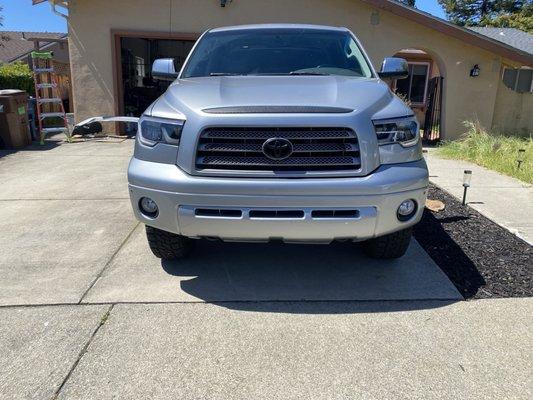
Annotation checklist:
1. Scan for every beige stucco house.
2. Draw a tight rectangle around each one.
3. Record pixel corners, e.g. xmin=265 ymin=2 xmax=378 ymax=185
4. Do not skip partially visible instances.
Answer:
xmin=34 ymin=0 xmax=533 ymax=140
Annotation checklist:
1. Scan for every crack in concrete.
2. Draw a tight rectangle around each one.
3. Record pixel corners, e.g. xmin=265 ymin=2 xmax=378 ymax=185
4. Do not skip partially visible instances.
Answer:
xmin=77 ymin=222 xmax=141 ymax=304
xmin=50 ymin=304 xmax=115 ymax=400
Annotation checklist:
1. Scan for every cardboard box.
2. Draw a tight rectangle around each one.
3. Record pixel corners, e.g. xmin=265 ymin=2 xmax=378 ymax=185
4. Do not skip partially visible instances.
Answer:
xmin=0 ymin=112 xmax=31 ymax=149
xmin=0 ymin=90 xmax=28 ymax=114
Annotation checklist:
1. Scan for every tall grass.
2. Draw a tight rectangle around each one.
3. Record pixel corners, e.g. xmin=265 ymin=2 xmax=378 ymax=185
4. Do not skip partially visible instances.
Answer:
xmin=437 ymin=121 xmax=532 ymax=184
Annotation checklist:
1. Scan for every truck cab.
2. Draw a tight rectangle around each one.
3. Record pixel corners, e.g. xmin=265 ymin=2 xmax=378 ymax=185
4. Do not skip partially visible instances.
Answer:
xmin=127 ymin=24 xmax=428 ymax=260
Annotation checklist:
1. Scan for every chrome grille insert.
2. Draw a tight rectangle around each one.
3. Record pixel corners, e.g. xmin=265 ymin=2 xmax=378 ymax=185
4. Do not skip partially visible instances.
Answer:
xmin=196 ymin=127 xmax=360 ymax=171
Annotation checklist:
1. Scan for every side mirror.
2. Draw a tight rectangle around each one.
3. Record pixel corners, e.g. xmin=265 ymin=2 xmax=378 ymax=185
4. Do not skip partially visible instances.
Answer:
xmin=378 ymin=57 xmax=409 ymax=80
xmin=152 ymin=58 xmax=179 ymax=81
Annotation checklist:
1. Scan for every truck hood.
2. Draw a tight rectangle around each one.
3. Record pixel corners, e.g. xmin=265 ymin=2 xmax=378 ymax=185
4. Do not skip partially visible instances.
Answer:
xmin=150 ymin=75 xmax=396 ymax=117
xmin=139 ymin=75 xmax=420 ymax=179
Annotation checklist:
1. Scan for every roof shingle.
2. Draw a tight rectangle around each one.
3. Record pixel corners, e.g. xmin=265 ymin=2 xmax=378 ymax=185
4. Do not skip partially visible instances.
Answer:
xmin=0 ymin=31 xmax=67 ymax=63
xmin=469 ymin=27 xmax=533 ymax=56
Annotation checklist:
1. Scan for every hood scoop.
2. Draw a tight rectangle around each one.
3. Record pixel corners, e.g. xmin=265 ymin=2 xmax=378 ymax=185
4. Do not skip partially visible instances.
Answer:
xmin=202 ymin=105 xmax=353 ymax=114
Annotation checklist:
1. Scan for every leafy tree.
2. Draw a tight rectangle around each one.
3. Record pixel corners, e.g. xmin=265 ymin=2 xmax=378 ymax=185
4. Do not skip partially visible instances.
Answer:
xmin=0 ymin=6 xmax=9 ymax=44
xmin=483 ymin=3 xmax=533 ymax=32
xmin=0 ymin=62 xmax=34 ymax=94
xmin=438 ymin=1 xmax=532 ymax=31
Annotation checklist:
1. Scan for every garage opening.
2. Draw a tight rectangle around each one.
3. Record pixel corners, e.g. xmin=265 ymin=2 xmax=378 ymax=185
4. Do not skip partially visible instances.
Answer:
xmin=114 ymin=33 xmax=198 ymax=128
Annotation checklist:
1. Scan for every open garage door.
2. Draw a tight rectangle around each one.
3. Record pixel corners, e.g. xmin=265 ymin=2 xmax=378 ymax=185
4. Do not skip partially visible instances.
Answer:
xmin=114 ymin=32 xmax=197 ymax=124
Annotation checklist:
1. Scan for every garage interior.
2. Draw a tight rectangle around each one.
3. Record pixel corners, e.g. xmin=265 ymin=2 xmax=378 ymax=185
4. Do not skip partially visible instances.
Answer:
xmin=117 ymin=34 xmax=196 ymax=119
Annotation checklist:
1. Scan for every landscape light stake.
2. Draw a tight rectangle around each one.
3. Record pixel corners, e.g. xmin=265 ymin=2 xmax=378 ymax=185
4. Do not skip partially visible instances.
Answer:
xmin=462 ymin=170 xmax=472 ymax=206
xmin=517 ymin=149 xmax=525 ymax=170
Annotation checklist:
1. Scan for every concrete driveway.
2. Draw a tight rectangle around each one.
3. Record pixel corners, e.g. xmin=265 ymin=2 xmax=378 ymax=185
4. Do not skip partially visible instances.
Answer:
xmin=0 ymin=139 xmax=530 ymax=399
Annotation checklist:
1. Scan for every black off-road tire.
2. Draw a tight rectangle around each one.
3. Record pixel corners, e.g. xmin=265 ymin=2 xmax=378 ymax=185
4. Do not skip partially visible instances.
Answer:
xmin=145 ymin=225 xmax=195 ymax=260
xmin=362 ymin=227 xmax=413 ymax=259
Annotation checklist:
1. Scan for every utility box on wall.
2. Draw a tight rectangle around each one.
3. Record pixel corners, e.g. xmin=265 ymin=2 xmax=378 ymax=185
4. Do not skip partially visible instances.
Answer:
xmin=0 ymin=90 xmax=31 ymax=149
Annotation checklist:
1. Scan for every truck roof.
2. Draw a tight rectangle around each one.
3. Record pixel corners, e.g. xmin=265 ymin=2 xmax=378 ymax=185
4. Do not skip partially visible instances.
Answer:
xmin=208 ymin=24 xmax=349 ymax=33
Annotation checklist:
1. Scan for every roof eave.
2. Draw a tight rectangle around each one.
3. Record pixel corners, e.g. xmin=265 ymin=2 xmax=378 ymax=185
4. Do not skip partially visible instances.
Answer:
xmin=361 ymin=0 xmax=533 ymax=66
xmin=32 ymin=0 xmax=533 ymax=66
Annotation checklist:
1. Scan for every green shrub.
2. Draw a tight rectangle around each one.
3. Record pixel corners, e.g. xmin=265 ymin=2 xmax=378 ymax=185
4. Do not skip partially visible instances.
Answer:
xmin=437 ymin=120 xmax=533 ymax=184
xmin=0 ymin=62 xmax=34 ymax=95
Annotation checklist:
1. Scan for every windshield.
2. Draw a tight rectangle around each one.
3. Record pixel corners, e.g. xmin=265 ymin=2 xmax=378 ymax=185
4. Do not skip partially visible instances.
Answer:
xmin=181 ymin=28 xmax=373 ymax=78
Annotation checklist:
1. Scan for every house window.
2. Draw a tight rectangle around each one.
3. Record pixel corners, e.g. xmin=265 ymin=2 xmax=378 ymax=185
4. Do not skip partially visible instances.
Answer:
xmin=502 ymin=68 xmax=533 ymax=93
xmin=395 ymin=62 xmax=430 ymax=105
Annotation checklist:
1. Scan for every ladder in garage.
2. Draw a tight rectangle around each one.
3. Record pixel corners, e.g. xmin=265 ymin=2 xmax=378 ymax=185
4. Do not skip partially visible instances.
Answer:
xmin=31 ymin=51 xmax=71 ymax=145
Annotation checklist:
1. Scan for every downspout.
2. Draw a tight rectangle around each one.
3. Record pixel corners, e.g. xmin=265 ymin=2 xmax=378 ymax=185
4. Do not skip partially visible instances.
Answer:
xmin=48 ymin=0 xmax=69 ymax=19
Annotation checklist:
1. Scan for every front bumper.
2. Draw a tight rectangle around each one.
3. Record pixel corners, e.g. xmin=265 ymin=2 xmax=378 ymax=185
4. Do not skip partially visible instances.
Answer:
xmin=128 ymin=158 xmax=428 ymax=242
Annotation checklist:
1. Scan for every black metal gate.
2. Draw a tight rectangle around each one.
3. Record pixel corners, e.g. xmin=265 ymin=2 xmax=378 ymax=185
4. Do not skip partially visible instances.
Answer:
xmin=423 ymin=76 xmax=443 ymax=144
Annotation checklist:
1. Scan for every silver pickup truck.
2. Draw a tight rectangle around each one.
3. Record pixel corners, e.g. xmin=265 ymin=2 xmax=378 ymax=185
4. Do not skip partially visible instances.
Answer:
xmin=126 ymin=24 xmax=428 ymax=260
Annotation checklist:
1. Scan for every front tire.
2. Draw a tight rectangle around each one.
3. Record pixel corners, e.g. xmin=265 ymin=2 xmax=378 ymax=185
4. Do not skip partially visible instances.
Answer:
xmin=362 ymin=228 xmax=412 ymax=259
xmin=145 ymin=225 xmax=194 ymax=260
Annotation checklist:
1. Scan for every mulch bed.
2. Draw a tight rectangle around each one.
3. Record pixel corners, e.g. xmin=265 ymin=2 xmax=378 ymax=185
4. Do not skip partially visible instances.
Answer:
xmin=414 ymin=184 xmax=532 ymax=299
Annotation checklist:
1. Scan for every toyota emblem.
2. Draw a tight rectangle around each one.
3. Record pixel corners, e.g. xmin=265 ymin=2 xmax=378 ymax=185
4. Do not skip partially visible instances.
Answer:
xmin=262 ymin=137 xmax=294 ymax=161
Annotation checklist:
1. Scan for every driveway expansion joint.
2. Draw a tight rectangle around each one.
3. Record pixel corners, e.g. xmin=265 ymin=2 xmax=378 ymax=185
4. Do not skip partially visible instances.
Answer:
xmin=0 ymin=298 xmax=465 ymax=309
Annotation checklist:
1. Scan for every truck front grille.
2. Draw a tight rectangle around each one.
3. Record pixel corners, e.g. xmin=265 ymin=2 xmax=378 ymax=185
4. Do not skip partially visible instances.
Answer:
xmin=196 ymin=127 xmax=360 ymax=171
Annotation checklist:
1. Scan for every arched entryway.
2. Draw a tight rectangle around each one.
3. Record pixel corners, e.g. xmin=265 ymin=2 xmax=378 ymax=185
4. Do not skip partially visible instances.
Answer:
xmin=390 ymin=48 xmax=445 ymax=143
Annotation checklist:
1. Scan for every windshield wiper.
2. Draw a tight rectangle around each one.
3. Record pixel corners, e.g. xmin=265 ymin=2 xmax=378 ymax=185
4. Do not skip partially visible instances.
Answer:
xmin=209 ymin=72 xmax=247 ymax=76
xmin=289 ymin=71 xmax=330 ymax=76
xmin=245 ymin=72 xmax=331 ymax=76
xmin=209 ymin=72 xmax=330 ymax=77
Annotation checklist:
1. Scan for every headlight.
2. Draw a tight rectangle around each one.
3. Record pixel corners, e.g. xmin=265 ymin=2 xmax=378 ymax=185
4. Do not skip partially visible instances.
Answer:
xmin=138 ymin=116 xmax=184 ymax=146
xmin=373 ymin=117 xmax=419 ymax=147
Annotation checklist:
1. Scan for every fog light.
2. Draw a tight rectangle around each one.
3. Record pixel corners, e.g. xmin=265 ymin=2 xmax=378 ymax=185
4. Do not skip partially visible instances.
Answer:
xmin=397 ymin=199 xmax=417 ymax=221
xmin=139 ymin=197 xmax=158 ymax=217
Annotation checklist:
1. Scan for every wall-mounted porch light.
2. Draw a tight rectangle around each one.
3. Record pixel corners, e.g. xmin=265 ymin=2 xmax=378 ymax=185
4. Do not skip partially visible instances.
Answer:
xmin=462 ymin=170 xmax=472 ymax=205
xmin=470 ymin=64 xmax=480 ymax=77
xmin=517 ymin=149 xmax=526 ymax=170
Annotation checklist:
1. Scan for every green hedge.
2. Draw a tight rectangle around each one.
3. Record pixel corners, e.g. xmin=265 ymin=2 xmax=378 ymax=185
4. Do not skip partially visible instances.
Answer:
xmin=0 ymin=62 xmax=34 ymax=95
